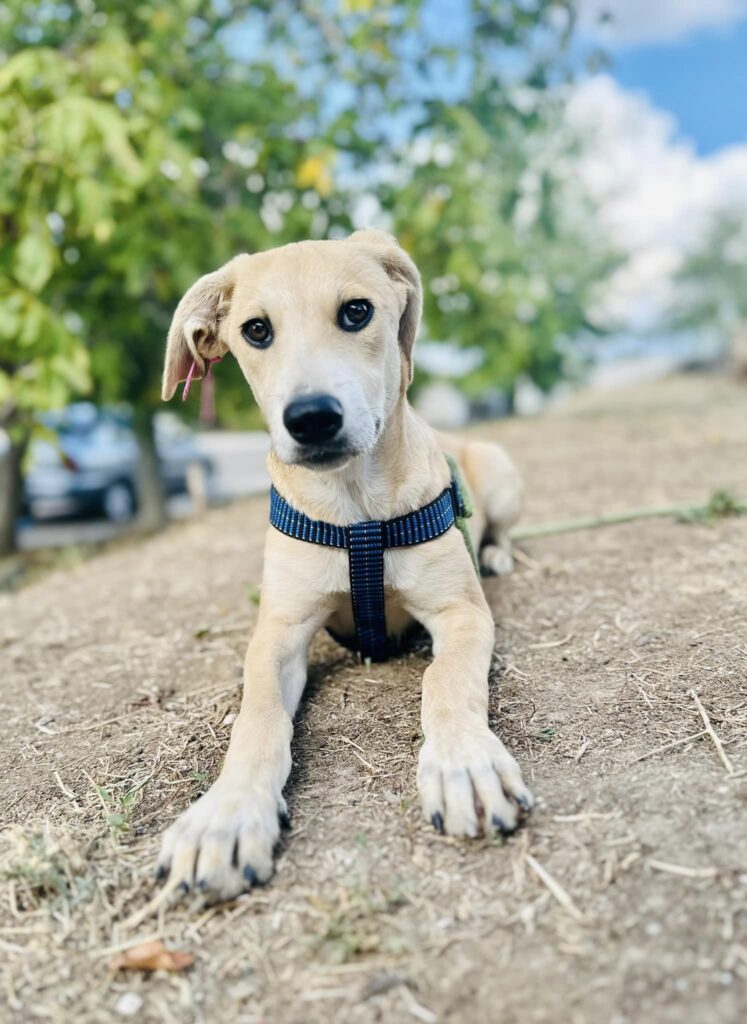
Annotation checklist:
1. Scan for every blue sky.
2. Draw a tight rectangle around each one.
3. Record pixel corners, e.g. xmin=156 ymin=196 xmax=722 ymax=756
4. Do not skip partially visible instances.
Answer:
xmin=565 ymin=1 xmax=747 ymax=333
xmin=424 ymin=1 xmax=747 ymax=156
xmin=611 ymin=18 xmax=747 ymax=153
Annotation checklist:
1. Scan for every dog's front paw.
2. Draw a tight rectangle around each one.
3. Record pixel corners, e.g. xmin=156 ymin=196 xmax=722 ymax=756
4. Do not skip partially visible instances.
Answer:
xmin=417 ymin=728 xmax=533 ymax=838
xmin=156 ymin=779 xmax=288 ymax=902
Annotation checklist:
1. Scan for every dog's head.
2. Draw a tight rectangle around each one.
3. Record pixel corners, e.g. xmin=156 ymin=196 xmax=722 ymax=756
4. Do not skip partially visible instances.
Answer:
xmin=162 ymin=230 xmax=421 ymax=470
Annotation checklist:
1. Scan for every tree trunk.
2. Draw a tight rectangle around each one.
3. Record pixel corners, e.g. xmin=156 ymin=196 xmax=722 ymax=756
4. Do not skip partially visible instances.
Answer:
xmin=0 ymin=433 xmax=26 ymax=556
xmin=133 ymin=416 xmax=168 ymax=534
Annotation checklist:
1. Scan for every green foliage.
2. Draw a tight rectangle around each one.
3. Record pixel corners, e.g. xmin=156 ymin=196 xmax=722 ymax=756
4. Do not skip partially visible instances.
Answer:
xmin=669 ymin=211 xmax=747 ymax=339
xmin=534 ymin=725 xmax=557 ymax=742
xmin=676 ymin=488 xmax=746 ymax=524
xmin=306 ymin=877 xmax=411 ymax=963
xmin=1 ymin=826 xmax=93 ymax=911
xmin=391 ymin=110 xmax=616 ymax=393
xmin=0 ymin=0 xmax=613 ymax=441
xmin=0 ymin=0 xmax=334 ymax=434
xmin=92 ymin=776 xmax=148 ymax=838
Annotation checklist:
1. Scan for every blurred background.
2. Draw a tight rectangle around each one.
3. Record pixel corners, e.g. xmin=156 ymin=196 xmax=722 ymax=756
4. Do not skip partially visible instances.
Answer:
xmin=1 ymin=0 xmax=745 ymax=558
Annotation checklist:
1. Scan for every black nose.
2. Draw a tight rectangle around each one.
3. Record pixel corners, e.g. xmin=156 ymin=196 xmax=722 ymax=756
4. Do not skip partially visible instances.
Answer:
xmin=283 ymin=394 xmax=344 ymax=446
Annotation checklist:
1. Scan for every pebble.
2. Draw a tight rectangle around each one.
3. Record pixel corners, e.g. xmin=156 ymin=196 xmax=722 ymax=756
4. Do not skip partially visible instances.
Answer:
xmin=115 ymin=992 xmax=143 ymax=1017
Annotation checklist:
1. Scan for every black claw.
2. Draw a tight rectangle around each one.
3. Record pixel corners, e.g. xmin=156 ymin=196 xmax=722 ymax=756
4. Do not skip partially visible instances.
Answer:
xmin=431 ymin=811 xmax=445 ymax=834
xmin=491 ymin=815 xmax=515 ymax=836
xmin=279 ymin=809 xmax=291 ymax=831
xmin=196 ymin=878 xmax=208 ymax=892
xmin=243 ymin=864 xmax=257 ymax=886
xmin=515 ymin=795 xmax=531 ymax=813
xmin=155 ymin=864 xmax=167 ymax=882
xmin=179 ymin=880 xmax=190 ymax=894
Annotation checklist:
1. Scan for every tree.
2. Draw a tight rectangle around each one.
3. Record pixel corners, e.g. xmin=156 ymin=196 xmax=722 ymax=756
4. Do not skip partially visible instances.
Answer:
xmin=258 ymin=0 xmax=614 ymax=394
xmin=0 ymin=1 xmax=335 ymax=546
xmin=669 ymin=211 xmax=747 ymax=341
xmin=387 ymin=104 xmax=617 ymax=397
xmin=0 ymin=0 xmax=610 ymax=552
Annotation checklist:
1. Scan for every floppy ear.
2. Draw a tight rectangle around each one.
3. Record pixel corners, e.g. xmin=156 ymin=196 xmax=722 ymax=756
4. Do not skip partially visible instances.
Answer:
xmin=348 ymin=229 xmax=422 ymax=383
xmin=162 ymin=256 xmax=244 ymax=400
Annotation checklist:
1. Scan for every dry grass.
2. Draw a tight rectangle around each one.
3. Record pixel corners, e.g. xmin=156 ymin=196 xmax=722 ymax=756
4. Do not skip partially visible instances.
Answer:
xmin=1 ymin=373 xmax=747 ymax=1023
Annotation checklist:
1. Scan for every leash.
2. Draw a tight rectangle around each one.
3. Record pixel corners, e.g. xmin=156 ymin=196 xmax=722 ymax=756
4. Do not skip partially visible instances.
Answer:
xmin=269 ymin=471 xmax=473 ymax=662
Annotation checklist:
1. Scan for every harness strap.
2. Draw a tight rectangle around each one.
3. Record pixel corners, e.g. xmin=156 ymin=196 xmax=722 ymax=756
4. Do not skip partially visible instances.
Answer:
xmin=348 ymin=521 xmax=387 ymax=660
xmin=269 ymin=475 xmax=470 ymax=662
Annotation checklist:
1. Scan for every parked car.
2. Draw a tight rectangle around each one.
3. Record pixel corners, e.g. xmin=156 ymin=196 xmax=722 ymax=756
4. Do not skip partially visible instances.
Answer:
xmin=23 ymin=404 xmax=212 ymax=522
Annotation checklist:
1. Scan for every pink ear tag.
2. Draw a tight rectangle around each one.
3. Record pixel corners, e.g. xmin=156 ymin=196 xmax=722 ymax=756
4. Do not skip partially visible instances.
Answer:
xmin=181 ymin=356 xmax=222 ymax=402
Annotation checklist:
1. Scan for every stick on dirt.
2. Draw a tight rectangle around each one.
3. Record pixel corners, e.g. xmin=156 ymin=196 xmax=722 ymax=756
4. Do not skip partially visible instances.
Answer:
xmin=525 ymin=853 xmax=585 ymax=922
xmin=648 ymin=859 xmax=718 ymax=879
xmin=690 ymin=689 xmax=735 ymax=776
xmin=628 ymin=729 xmax=709 ymax=765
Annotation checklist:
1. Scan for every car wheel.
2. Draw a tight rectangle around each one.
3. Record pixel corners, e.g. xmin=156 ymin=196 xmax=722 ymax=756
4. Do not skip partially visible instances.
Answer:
xmin=102 ymin=481 xmax=136 ymax=522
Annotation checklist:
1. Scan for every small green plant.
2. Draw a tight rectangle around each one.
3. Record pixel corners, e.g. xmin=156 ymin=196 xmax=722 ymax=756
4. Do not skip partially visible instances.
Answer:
xmin=1 ymin=827 xmax=93 ymax=911
xmin=398 ymin=795 xmax=416 ymax=815
xmin=307 ymin=880 xmax=410 ymax=964
xmin=189 ymin=769 xmax=210 ymax=796
xmin=534 ymin=726 xmax=556 ymax=743
xmin=677 ymin=489 xmax=746 ymax=524
xmin=91 ymin=777 xmax=148 ymax=838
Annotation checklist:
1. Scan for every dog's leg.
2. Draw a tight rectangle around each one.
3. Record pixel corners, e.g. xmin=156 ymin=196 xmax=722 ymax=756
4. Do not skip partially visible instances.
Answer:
xmin=460 ymin=440 xmax=523 ymax=576
xmin=411 ymin=579 xmax=534 ymax=836
xmin=156 ymin=603 xmax=325 ymax=901
xmin=480 ymin=534 xmax=516 ymax=577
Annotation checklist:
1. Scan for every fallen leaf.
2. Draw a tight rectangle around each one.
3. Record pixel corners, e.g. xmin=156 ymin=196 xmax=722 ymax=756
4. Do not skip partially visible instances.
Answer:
xmin=112 ymin=940 xmax=194 ymax=973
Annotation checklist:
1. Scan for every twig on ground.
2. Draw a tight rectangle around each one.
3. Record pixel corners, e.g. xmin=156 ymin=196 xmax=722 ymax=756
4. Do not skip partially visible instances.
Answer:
xmin=121 ymin=877 xmax=181 ymax=931
xmin=528 ymin=633 xmax=574 ymax=650
xmin=648 ymin=859 xmax=718 ymax=879
xmin=339 ymin=735 xmax=378 ymax=772
xmin=512 ymin=547 xmax=540 ymax=570
xmin=53 ymin=771 xmax=80 ymax=807
xmin=690 ymin=689 xmax=735 ymax=776
xmin=400 ymin=985 xmax=437 ymax=1024
xmin=629 ymin=729 xmax=709 ymax=765
xmin=552 ymin=813 xmax=620 ymax=823
xmin=525 ymin=853 xmax=585 ymax=922
xmin=0 ymin=938 xmax=29 ymax=956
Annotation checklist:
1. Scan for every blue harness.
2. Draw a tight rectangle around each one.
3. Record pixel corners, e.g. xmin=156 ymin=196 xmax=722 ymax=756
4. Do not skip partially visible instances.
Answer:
xmin=269 ymin=475 xmax=470 ymax=662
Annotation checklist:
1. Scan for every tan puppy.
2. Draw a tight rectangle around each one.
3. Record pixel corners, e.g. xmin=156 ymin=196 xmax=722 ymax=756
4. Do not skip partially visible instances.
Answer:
xmin=158 ymin=230 xmax=533 ymax=900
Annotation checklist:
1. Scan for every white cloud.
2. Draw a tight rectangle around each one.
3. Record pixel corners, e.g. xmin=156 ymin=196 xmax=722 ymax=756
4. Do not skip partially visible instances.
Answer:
xmin=566 ymin=74 xmax=747 ymax=329
xmin=577 ymin=0 xmax=747 ymax=48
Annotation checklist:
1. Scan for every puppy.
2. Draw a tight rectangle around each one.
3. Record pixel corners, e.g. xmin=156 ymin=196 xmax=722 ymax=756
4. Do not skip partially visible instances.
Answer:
xmin=158 ymin=230 xmax=533 ymax=900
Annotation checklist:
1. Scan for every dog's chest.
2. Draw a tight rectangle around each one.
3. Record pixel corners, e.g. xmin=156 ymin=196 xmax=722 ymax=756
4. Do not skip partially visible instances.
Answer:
xmin=327 ymin=587 xmax=414 ymax=645
xmin=314 ymin=543 xmax=424 ymax=597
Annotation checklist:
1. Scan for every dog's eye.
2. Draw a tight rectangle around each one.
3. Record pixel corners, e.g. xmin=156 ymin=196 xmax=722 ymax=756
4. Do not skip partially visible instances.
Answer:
xmin=338 ymin=298 xmax=374 ymax=332
xmin=241 ymin=317 xmax=273 ymax=348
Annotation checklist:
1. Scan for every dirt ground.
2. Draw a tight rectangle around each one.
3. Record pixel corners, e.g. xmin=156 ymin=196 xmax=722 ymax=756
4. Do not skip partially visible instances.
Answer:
xmin=1 ymin=373 xmax=746 ymax=1024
